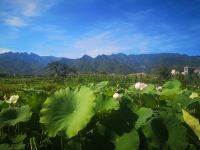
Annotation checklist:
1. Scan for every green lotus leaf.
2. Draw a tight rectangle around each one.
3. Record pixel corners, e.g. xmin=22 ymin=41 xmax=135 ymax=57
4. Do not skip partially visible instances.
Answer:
xmin=11 ymin=134 xmax=26 ymax=144
xmin=0 ymin=101 xmax=8 ymax=110
xmin=40 ymin=86 xmax=96 ymax=138
xmin=114 ymin=128 xmax=139 ymax=150
xmin=95 ymin=94 xmax=119 ymax=113
xmin=142 ymin=84 xmax=156 ymax=94
xmin=0 ymin=105 xmax=32 ymax=126
xmin=162 ymin=113 xmax=188 ymax=149
xmin=141 ymin=94 xmax=159 ymax=108
xmin=142 ymin=112 xmax=188 ymax=150
xmin=0 ymin=101 xmax=3 ymax=106
xmin=0 ymin=144 xmax=12 ymax=150
xmin=27 ymin=92 xmax=46 ymax=113
xmin=135 ymin=107 xmax=153 ymax=129
xmin=161 ymin=80 xmax=181 ymax=96
xmin=11 ymin=143 xmax=25 ymax=150
xmin=94 ymin=81 xmax=109 ymax=93
xmin=172 ymin=93 xmax=199 ymax=109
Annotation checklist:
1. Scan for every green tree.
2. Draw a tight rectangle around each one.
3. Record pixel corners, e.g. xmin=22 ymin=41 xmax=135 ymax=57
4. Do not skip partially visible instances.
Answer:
xmin=48 ymin=61 xmax=76 ymax=78
xmin=157 ymin=67 xmax=171 ymax=79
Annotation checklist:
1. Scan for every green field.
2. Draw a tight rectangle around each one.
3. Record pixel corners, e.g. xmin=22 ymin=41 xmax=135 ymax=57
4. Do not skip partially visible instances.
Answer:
xmin=0 ymin=74 xmax=200 ymax=150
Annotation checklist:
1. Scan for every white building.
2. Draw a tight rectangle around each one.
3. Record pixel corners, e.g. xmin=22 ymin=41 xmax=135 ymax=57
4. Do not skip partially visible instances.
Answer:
xmin=183 ymin=66 xmax=200 ymax=75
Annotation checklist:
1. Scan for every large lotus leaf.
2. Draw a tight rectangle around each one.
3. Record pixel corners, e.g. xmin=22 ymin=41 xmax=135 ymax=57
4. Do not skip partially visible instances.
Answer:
xmin=0 ymin=144 xmax=12 ymax=150
xmin=135 ymin=107 xmax=153 ymax=129
xmin=94 ymin=81 xmax=109 ymax=93
xmin=161 ymin=80 xmax=181 ymax=96
xmin=11 ymin=134 xmax=26 ymax=144
xmin=95 ymin=94 xmax=119 ymax=113
xmin=141 ymin=84 xmax=156 ymax=94
xmin=40 ymin=86 xmax=96 ymax=138
xmin=182 ymin=109 xmax=200 ymax=140
xmin=27 ymin=93 xmax=46 ymax=113
xmin=0 ymin=105 xmax=32 ymax=126
xmin=0 ymin=101 xmax=8 ymax=110
xmin=142 ymin=112 xmax=188 ymax=150
xmin=172 ymin=93 xmax=192 ymax=109
xmin=140 ymin=94 xmax=159 ymax=108
xmin=127 ymin=86 xmax=138 ymax=96
xmin=162 ymin=113 xmax=188 ymax=149
xmin=11 ymin=143 xmax=25 ymax=150
xmin=114 ymin=128 xmax=139 ymax=150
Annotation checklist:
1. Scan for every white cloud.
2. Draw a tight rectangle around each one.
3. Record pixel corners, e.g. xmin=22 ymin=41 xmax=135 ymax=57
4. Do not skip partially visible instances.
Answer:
xmin=9 ymin=0 xmax=58 ymax=17
xmin=73 ymin=32 xmax=122 ymax=57
xmin=0 ymin=48 xmax=13 ymax=54
xmin=68 ymin=21 xmax=190 ymax=57
xmin=70 ymin=26 xmax=158 ymax=57
xmin=0 ymin=0 xmax=60 ymax=27
xmin=9 ymin=0 xmax=38 ymax=17
xmin=4 ymin=16 xmax=27 ymax=27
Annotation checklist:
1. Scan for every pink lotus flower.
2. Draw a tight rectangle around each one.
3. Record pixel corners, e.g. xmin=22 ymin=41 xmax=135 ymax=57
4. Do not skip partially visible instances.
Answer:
xmin=134 ymin=82 xmax=148 ymax=91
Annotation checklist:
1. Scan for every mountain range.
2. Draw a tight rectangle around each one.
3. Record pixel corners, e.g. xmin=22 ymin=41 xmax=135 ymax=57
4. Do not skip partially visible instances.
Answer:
xmin=0 ymin=52 xmax=200 ymax=75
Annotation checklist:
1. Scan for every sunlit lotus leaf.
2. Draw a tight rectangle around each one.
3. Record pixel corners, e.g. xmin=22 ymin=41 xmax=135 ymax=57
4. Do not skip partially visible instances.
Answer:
xmin=135 ymin=107 xmax=153 ymax=129
xmin=27 ymin=93 xmax=46 ymax=112
xmin=142 ymin=84 xmax=156 ymax=94
xmin=189 ymin=92 xmax=199 ymax=99
xmin=40 ymin=86 xmax=96 ymax=138
xmin=182 ymin=109 xmax=200 ymax=140
xmin=161 ymin=80 xmax=181 ymax=96
xmin=94 ymin=81 xmax=109 ymax=93
xmin=0 ymin=105 xmax=32 ymax=126
xmin=95 ymin=94 xmax=119 ymax=113
xmin=114 ymin=128 xmax=139 ymax=150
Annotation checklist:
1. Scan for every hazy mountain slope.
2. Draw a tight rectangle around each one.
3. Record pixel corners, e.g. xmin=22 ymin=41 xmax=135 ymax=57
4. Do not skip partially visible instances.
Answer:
xmin=0 ymin=52 xmax=61 ymax=75
xmin=0 ymin=52 xmax=200 ymax=75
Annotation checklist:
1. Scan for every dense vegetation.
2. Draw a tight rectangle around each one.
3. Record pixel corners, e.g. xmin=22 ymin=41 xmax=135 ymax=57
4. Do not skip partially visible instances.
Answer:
xmin=0 ymin=74 xmax=200 ymax=150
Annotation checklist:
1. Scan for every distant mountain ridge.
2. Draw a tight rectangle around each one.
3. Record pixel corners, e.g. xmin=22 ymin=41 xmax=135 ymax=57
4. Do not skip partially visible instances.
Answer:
xmin=0 ymin=52 xmax=200 ymax=75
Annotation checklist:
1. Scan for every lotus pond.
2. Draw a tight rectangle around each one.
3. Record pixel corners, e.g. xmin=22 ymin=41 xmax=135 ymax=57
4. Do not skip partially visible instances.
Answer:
xmin=0 ymin=79 xmax=200 ymax=150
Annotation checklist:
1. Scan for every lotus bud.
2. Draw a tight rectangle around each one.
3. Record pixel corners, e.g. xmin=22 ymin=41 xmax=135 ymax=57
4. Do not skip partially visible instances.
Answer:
xmin=4 ymin=95 xmax=19 ymax=104
xmin=156 ymin=86 xmax=162 ymax=91
xmin=113 ymin=93 xmax=121 ymax=100
xmin=3 ymin=95 xmax=7 ymax=100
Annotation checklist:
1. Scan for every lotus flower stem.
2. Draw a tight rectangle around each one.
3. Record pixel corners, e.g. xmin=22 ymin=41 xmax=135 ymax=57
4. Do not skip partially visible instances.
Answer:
xmin=61 ymin=134 xmax=63 ymax=150
xmin=30 ymin=138 xmax=33 ymax=150
xmin=18 ymin=123 xmax=20 ymax=134
xmin=15 ymin=124 xmax=17 ymax=135
xmin=8 ymin=126 xmax=11 ymax=137
xmin=0 ymin=128 xmax=2 ymax=137
xmin=33 ymin=137 xmax=38 ymax=150
xmin=137 ymin=91 xmax=142 ymax=105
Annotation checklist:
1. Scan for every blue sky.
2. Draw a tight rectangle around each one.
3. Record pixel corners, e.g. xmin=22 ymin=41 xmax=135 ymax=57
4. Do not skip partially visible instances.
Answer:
xmin=0 ymin=0 xmax=200 ymax=58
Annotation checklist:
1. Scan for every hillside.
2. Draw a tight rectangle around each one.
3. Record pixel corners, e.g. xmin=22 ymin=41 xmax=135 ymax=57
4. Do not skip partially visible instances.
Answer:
xmin=0 ymin=52 xmax=200 ymax=75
